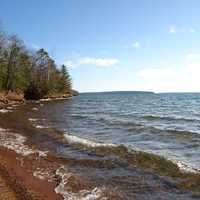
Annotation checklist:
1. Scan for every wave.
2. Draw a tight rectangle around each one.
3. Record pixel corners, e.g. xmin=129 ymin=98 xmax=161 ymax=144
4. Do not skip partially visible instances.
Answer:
xmin=176 ymin=161 xmax=200 ymax=173
xmin=63 ymin=132 xmax=200 ymax=173
xmin=28 ymin=118 xmax=50 ymax=129
xmin=70 ymin=114 xmax=89 ymax=120
xmin=0 ymin=127 xmax=47 ymax=157
xmin=127 ymin=125 xmax=200 ymax=138
xmin=64 ymin=133 xmax=117 ymax=148
xmin=143 ymin=114 xmax=199 ymax=123
xmin=55 ymin=166 xmax=107 ymax=200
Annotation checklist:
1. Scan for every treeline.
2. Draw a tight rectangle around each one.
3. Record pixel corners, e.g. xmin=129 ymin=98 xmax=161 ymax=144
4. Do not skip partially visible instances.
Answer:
xmin=0 ymin=29 xmax=75 ymax=100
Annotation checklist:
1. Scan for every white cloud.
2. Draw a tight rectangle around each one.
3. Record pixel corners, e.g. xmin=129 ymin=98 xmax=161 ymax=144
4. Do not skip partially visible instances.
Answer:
xmin=63 ymin=60 xmax=76 ymax=68
xmin=136 ymin=54 xmax=200 ymax=92
xmin=62 ymin=57 xmax=119 ymax=68
xmin=78 ymin=57 xmax=119 ymax=66
xmin=169 ymin=25 xmax=177 ymax=33
xmin=132 ymin=42 xmax=141 ymax=48
xmin=169 ymin=26 xmax=196 ymax=34
xmin=186 ymin=53 xmax=200 ymax=61
xmin=189 ymin=28 xmax=196 ymax=33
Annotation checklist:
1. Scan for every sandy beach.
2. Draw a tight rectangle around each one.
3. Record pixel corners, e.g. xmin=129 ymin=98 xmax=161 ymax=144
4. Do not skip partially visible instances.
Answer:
xmin=0 ymin=138 xmax=62 ymax=200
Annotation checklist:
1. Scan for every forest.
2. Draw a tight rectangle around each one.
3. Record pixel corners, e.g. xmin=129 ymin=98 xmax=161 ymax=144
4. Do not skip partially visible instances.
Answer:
xmin=0 ymin=29 xmax=75 ymax=100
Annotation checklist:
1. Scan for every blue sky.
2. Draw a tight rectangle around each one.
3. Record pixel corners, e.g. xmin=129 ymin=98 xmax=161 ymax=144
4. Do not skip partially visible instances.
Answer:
xmin=0 ymin=0 xmax=200 ymax=92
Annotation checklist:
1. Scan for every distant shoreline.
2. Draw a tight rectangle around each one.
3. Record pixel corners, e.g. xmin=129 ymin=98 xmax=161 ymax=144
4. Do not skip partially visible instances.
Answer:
xmin=81 ymin=90 xmax=155 ymax=94
xmin=81 ymin=91 xmax=200 ymax=94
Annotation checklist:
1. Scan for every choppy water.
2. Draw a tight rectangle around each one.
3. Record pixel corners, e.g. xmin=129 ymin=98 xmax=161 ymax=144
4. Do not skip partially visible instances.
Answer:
xmin=42 ymin=92 xmax=200 ymax=172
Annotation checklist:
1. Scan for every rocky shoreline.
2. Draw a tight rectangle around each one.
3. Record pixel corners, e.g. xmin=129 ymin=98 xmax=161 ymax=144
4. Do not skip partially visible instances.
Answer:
xmin=0 ymin=91 xmax=78 ymax=112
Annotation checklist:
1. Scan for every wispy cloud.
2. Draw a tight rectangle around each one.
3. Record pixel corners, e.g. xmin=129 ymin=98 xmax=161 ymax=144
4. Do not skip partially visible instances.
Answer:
xmin=169 ymin=25 xmax=177 ymax=33
xmin=132 ymin=42 xmax=141 ymax=48
xmin=136 ymin=53 xmax=200 ymax=92
xmin=186 ymin=53 xmax=200 ymax=61
xmin=169 ymin=25 xmax=196 ymax=34
xmin=63 ymin=60 xmax=76 ymax=68
xmin=78 ymin=57 xmax=119 ymax=66
xmin=189 ymin=28 xmax=196 ymax=33
xmin=62 ymin=57 xmax=119 ymax=68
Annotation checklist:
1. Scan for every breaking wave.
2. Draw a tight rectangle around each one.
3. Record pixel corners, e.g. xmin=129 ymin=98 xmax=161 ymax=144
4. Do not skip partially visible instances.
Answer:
xmin=0 ymin=127 xmax=47 ymax=157
xmin=55 ymin=166 xmax=107 ymax=200
xmin=63 ymin=132 xmax=200 ymax=173
xmin=64 ymin=133 xmax=117 ymax=148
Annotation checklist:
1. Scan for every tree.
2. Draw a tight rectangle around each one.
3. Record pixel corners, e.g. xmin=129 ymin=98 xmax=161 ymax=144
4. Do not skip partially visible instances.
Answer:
xmin=59 ymin=64 xmax=72 ymax=93
xmin=4 ymin=35 xmax=24 ymax=91
xmin=0 ymin=28 xmax=74 ymax=99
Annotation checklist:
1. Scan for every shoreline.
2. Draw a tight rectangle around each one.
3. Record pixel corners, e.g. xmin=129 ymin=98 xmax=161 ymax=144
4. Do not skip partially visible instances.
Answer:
xmin=0 ymin=147 xmax=62 ymax=200
xmin=0 ymin=126 xmax=63 ymax=200
xmin=0 ymin=99 xmax=200 ymax=199
xmin=0 ymin=91 xmax=74 ymax=113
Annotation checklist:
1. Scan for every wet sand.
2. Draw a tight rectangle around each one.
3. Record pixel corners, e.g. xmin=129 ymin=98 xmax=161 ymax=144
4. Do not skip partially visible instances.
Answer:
xmin=0 ymin=147 xmax=62 ymax=200
xmin=0 ymin=102 xmax=63 ymax=200
xmin=0 ymin=173 xmax=17 ymax=200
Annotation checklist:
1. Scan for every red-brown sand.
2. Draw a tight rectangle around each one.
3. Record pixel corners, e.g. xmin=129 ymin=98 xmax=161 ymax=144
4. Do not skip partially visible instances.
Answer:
xmin=0 ymin=146 xmax=63 ymax=200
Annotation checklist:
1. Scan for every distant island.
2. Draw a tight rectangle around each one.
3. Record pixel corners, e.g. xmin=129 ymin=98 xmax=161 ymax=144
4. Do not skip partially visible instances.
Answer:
xmin=82 ymin=91 xmax=155 ymax=94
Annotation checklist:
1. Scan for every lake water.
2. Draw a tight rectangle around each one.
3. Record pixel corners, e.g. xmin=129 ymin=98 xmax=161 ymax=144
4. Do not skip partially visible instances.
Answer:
xmin=41 ymin=92 xmax=200 ymax=172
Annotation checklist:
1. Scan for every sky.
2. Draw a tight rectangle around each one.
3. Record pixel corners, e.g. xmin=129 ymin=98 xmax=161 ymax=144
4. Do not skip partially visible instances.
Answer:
xmin=0 ymin=0 xmax=200 ymax=93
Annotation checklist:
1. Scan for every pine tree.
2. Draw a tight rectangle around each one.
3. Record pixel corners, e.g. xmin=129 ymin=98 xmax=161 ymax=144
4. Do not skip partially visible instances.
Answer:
xmin=60 ymin=64 xmax=72 ymax=93
xmin=0 ymin=28 xmax=75 ymax=99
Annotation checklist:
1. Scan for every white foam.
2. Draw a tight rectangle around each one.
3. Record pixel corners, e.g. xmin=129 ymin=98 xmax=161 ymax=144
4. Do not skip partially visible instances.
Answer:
xmin=0 ymin=127 xmax=47 ymax=157
xmin=40 ymin=98 xmax=52 ymax=102
xmin=33 ymin=168 xmax=54 ymax=182
xmin=40 ymin=97 xmax=70 ymax=102
xmin=0 ymin=109 xmax=11 ymax=113
xmin=6 ymin=106 xmax=14 ymax=110
xmin=35 ymin=125 xmax=50 ymax=129
xmin=55 ymin=166 xmax=107 ymax=200
xmin=64 ymin=133 xmax=116 ymax=148
xmin=28 ymin=118 xmax=50 ymax=129
xmin=176 ymin=161 xmax=200 ymax=173
xmin=32 ymin=107 xmax=39 ymax=111
xmin=28 ymin=118 xmax=38 ymax=122
xmin=12 ymin=104 xmax=19 ymax=107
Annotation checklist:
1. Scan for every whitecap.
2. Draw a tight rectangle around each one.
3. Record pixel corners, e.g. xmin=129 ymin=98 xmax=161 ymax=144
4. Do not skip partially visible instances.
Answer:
xmin=55 ymin=166 xmax=107 ymax=200
xmin=64 ymin=133 xmax=116 ymax=148
xmin=176 ymin=161 xmax=200 ymax=173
